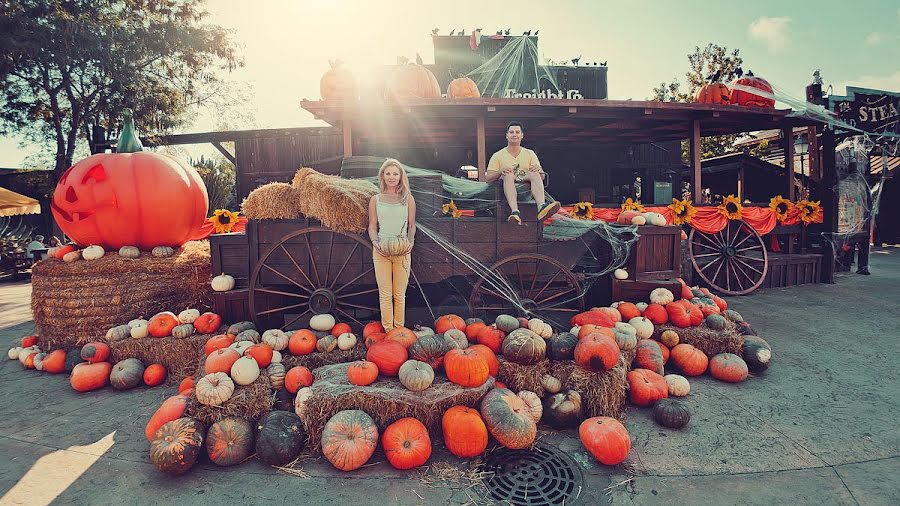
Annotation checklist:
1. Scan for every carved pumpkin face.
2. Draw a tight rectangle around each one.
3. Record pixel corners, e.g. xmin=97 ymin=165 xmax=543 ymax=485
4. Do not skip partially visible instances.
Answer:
xmin=51 ymin=115 xmax=208 ymax=250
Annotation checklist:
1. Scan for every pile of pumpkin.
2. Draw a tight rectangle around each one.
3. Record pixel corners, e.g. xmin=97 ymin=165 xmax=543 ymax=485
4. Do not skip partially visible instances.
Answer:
xmin=105 ymin=308 xmax=223 ymax=341
xmin=46 ymin=244 xmax=177 ymax=263
xmin=6 ymin=336 xmax=170 ymax=391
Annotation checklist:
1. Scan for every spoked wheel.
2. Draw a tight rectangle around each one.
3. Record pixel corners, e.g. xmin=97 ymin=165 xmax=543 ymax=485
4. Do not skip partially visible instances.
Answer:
xmin=688 ymin=220 xmax=769 ymax=296
xmin=468 ymin=254 xmax=585 ymax=331
xmin=249 ymin=226 xmax=383 ymax=331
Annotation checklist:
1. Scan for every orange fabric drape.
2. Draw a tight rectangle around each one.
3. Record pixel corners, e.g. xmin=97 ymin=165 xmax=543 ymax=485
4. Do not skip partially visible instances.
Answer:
xmin=191 ymin=217 xmax=249 ymax=240
xmin=742 ymin=207 xmax=778 ymax=236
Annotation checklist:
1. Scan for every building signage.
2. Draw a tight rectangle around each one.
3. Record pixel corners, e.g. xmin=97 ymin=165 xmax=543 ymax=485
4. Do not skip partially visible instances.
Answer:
xmin=502 ymin=88 xmax=584 ymax=99
xmin=830 ymin=86 xmax=899 ymax=136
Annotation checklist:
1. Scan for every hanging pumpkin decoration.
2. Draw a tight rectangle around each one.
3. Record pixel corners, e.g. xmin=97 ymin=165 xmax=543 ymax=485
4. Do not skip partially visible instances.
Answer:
xmin=381 ymin=417 xmax=432 ymax=470
xmin=447 ymin=75 xmax=480 ymax=98
xmin=729 ymin=70 xmax=775 ymax=108
xmin=385 ymin=63 xmax=441 ymax=100
xmin=320 ymin=59 xmax=359 ymax=101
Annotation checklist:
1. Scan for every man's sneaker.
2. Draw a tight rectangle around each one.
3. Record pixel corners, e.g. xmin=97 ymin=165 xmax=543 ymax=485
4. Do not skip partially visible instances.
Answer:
xmin=537 ymin=201 xmax=561 ymax=220
xmin=508 ymin=210 xmax=522 ymax=225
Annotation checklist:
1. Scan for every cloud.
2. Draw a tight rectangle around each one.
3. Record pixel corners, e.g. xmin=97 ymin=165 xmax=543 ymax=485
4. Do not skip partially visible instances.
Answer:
xmin=834 ymin=70 xmax=900 ymax=95
xmin=866 ymin=32 xmax=887 ymax=45
xmin=748 ymin=17 xmax=791 ymax=51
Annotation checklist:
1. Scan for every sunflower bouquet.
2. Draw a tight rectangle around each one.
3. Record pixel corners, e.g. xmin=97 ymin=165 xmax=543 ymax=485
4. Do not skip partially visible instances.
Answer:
xmin=208 ymin=209 xmax=240 ymax=233
xmin=571 ymin=201 xmax=595 ymax=220
xmin=717 ymin=195 xmax=743 ymax=220
xmin=621 ymin=197 xmax=645 ymax=213
xmin=441 ymin=199 xmax=463 ymax=219
xmin=796 ymin=199 xmax=822 ymax=224
xmin=768 ymin=195 xmax=793 ymax=223
xmin=667 ymin=198 xmax=696 ymax=225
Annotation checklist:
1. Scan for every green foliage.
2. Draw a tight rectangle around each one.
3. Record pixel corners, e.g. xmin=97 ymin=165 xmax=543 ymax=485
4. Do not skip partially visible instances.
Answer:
xmin=0 ymin=0 xmax=242 ymax=181
xmin=651 ymin=44 xmax=744 ymax=161
xmin=192 ymin=156 xmax=236 ymax=212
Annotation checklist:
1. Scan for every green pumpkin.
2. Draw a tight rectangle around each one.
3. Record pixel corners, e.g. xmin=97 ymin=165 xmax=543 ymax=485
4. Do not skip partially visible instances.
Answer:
xmin=723 ymin=309 xmax=744 ymax=322
xmin=109 ymin=358 xmax=145 ymax=390
xmin=236 ymin=329 xmax=260 ymax=343
xmin=741 ymin=335 xmax=772 ymax=373
xmin=64 ymin=349 xmax=83 ymax=373
xmin=705 ymin=314 xmax=726 ymax=331
xmin=256 ymin=411 xmax=306 ymax=466
xmin=227 ymin=321 xmax=256 ymax=336
xmin=408 ymin=335 xmax=447 ymax=369
xmin=547 ymin=332 xmax=578 ymax=361
xmin=495 ymin=314 xmax=520 ymax=333
xmin=172 ymin=323 xmax=195 ymax=339
xmin=502 ymin=328 xmax=546 ymax=365
xmin=653 ymin=399 xmax=691 ymax=429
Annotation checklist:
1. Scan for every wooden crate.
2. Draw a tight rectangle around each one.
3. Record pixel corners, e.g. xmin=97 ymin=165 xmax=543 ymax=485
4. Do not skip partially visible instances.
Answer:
xmin=612 ymin=278 xmax=683 ymax=303
xmin=210 ymin=232 xmax=250 ymax=288
xmin=762 ymin=253 xmax=822 ymax=288
xmin=212 ymin=289 xmax=252 ymax=324
xmin=626 ymin=225 xmax=682 ymax=281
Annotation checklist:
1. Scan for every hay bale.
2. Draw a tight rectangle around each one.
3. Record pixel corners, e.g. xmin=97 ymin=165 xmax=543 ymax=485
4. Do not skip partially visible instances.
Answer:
xmin=31 ymin=241 xmax=213 ymax=350
xmin=292 ymin=167 xmax=377 ymax=234
xmin=109 ymin=334 xmax=214 ymax=384
xmin=651 ymin=323 xmax=743 ymax=357
xmin=241 ymin=182 xmax=301 ymax=220
xmin=549 ymin=358 xmax=628 ymax=421
xmin=185 ymin=359 xmax=273 ymax=426
xmin=280 ymin=345 xmax=366 ymax=371
xmin=299 ymin=362 xmax=494 ymax=451
xmin=497 ymin=358 xmax=550 ymax=393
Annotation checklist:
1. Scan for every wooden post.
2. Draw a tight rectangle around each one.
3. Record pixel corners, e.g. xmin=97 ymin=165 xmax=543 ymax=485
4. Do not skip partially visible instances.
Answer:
xmin=737 ymin=167 xmax=745 ymax=201
xmin=807 ymin=126 xmax=820 ymax=181
xmin=783 ymin=127 xmax=795 ymax=201
xmin=342 ymin=119 xmax=353 ymax=158
xmin=689 ymin=119 xmax=701 ymax=201
xmin=476 ymin=117 xmax=486 ymax=180
xmin=820 ymin=126 xmax=837 ymax=283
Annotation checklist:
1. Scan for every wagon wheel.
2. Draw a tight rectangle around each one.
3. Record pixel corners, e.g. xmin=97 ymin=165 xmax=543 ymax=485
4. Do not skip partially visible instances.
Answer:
xmin=688 ymin=219 xmax=768 ymax=296
xmin=468 ymin=254 xmax=585 ymax=331
xmin=249 ymin=226 xmax=384 ymax=331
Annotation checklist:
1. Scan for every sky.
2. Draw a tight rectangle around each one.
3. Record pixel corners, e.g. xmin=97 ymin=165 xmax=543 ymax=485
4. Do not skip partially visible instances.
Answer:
xmin=2 ymin=0 xmax=898 ymax=167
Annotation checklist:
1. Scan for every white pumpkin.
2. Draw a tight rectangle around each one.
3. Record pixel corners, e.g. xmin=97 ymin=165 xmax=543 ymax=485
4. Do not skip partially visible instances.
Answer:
xmin=82 ymin=245 xmax=105 ymax=260
xmin=541 ymin=374 xmax=562 ymax=395
xmin=613 ymin=268 xmax=628 ymax=280
xmin=309 ymin=314 xmax=336 ymax=332
xmin=635 ymin=302 xmax=648 ymax=312
xmin=642 ymin=212 xmax=667 ymax=226
xmin=294 ymin=387 xmax=314 ymax=418
xmin=130 ymin=324 xmax=149 ymax=339
xmin=118 ymin=245 xmax=141 ymax=258
xmin=211 ymin=273 xmax=235 ymax=292
xmin=570 ymin=326 xmax=581 ymax=336
xmin=63 ymin=250 xmax=81 ymax=263
xmin=614 ymin=322 xmax=637 ymax=336
xmin=628 ymin=316 xmax=654 ymax=339
xmin=229 ymin=341 xmax=253 ymax=355
xmin=8 ymin=347 xmax=21 ymax=360
xmin=630 ymin=215 xmax=646 ymax=226
xmin=413 ymin=326 xmax=435 ymax=338
xmin=517 ymin=390 xmax=544 ymax=422
xmin=230 ymin=356 xmax=261 ymax=386
xmin=649 ymin=288 xmax=675 ymax=305
xmin=528 ymin=318 xmax=553 ymax=338
xmin=665 ymin=374 xmax=691 ymax=396
xmin=337 ymin=332 xmax=357 ymax=351
xmin=262 ymin=329 xmax=289 ymax=351
xmin=178 ymin=308 xmax=201 ymax=324
xmin=270 ymin=350 xmax=282 ymax=363
xmin=128 ymin=318 xmax=148 ymax=329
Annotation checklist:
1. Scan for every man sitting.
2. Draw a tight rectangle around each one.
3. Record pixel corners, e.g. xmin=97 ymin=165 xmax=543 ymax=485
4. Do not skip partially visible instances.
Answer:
xmin=482 ymin=121 xmax=560 ymax=224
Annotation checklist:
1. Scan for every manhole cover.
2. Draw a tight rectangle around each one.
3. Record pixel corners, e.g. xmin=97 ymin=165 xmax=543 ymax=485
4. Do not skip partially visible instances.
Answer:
xmin=480 ymin=443 xmax=583 ymax=505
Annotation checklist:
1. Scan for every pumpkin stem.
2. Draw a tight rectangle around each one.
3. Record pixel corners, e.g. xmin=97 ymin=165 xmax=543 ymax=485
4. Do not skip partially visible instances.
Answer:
xmin=116 ymin=108 xmax=144 ymax=153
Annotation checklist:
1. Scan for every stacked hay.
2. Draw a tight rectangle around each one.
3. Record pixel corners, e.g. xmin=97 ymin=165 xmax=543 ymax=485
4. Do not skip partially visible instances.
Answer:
xmin=292 ymin=167 xmax=377 ymax=234
xmin=109 ymin=333 xmax=215 ymax=384
xmin=185 ymin=359 xmax=273 ymax=425
xmin=497 ymin=358 xmax=550 ymax=393
xmin=280 ymin=344 xmax=366 ymax=371
xmin=651 ymin=322 xmax=744 ymax=357
xmin=31 ymin=241 xmax=213 ymax=351
xmin=299 ymin=362 xmax=494 ymax=451
xmin=550 ymin=356 xmax=629 ymax=420
xmin=241 ymin=182 xmax=302 ymax=220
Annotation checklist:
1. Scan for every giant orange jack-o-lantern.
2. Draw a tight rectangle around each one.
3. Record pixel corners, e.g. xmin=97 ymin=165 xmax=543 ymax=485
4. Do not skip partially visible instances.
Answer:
xmin=51 ymin=110 xmax=208 ymax=250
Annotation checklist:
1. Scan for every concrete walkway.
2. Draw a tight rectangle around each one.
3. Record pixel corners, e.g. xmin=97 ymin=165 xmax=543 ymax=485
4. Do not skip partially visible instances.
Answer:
xmin=1 ymin=248 xmax=898 ymax=505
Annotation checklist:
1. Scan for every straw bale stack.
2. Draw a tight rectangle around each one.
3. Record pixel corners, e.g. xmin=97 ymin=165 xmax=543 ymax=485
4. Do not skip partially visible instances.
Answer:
xmin=240 ymin=182 xmax=302 ymax=220
xmin=292 ymin=167 xmax=377 ymax=234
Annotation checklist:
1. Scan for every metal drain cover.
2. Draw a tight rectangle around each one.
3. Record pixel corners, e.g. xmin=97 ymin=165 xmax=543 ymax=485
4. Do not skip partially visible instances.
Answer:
xmin=480 ymin=443 xmax=583 ymax=505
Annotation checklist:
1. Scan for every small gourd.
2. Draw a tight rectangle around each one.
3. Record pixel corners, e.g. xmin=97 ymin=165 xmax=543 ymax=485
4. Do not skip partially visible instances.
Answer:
xmin=128 ymin=318 xmax=148 ymax=328
xmin=33 ymin=352 xmax=47 ymax=371
xmin=118 ymin=246 xmax=141 ymax=258
xmin=82 ymin=245 xmax=105 ymax=260
xmin=63 ymin=250 xmax=81 ymax=262
xmin=236 ymin=329 xmax=260 ymax=343
xmin=310 ymin=313 xmax=336 ymax=331
xmin=528 ymin=318 xmax=553 ymax=338
xmin=294 ymin=387 xmax=314 ymax=418
xmin=105 ymin=324 xmax=132 ymax=342
xmin=664 ymin=374 xmax=691 ymax=396
xmin=660 ymin=329 xmax=680 ymax=348
xmin=337 ymin=332 xmax=357 ymax=351
xmin=517 ymin=390 xmax=543 ymax=422
xmin=262 ymin=329 xmax=289 ymax=351
xmin=8 ymin=347 xmax=21 ymax=360
xmin=316 ymin=335 xmax=338 ymax=353
xmin=230 ymin=356 xmax=261 ymax=385
xmin=152 ymin=246 xmax=175 ymax=258
xmin=649 ymin=288 xmax=675 ymax=305
xmin=613 ymin=268 xmax=628 ymax=280
xmin=270 ymin=350 xmax=282 ymax=363
xmin=267 ymin=362 xmax=287 ymax=390
xmin=130 ymin=324 xmax=149 ymax=339
xmin=211 ymin=273 xmax=235 ymax=292
xmin=172 ymin=324 xmax=195 ymax=339
xmin=541 ymin=374 xmax=562 ymax=395
xmin=612 ymin=323 xmax=638 ymax=351
xmin=178 ymin=308 xmax=201 ymax=324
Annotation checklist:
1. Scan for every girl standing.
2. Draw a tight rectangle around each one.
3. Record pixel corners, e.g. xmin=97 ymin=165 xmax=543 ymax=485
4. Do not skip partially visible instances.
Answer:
xmin=368 ymin=159 xmax=417 ymax=331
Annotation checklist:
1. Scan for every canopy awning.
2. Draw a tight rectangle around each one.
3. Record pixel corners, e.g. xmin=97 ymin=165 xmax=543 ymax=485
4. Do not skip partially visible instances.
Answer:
xmin=0 ymin=186 xmax=41 ymax=217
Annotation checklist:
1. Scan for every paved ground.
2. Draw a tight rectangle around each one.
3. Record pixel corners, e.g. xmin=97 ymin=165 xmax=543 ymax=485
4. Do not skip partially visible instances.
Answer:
xmin=1 ymin=248 xmax=899 ymax=505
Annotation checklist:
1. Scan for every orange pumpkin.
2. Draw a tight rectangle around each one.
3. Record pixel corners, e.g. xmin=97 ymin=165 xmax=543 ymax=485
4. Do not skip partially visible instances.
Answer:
xmin=468 ymin=344 xmax=499 ymax=377
xmin=709 ymin=353 xmax=749 ymax=383
xmin=385 ymin=63 xmax=441 ymax=100
xmin=70 ymin=361 xmax=112 ymax=392
xmin=320 ymin=60 xmax=359 ymax=101
xmin=178 ymin=376 xmax=195 ymax=395
xmin=574 ymin=333 xmax=620 ymax=372
xmin=148 ymin=312 xmax=179 ymax=337
xmin=667 ymin=300 xmax=702 ymax=328
xmin=444 ymin=348 xmax=489 ymax=388
xmin=627 ymin=368 xmax=668 ymax=407
xmin=347 ymin=360 xmax=379 ymax=386
xmin=659 ymin=342 xmax=670 ymax=364
xmin=616 ymin=302 xmax=641 ymax=321
xmin=244 ymin=343 xmax=274 ymax=368
xmin=143 ymin=364 xmax=167 ymax=386
xmin=366 ymin=340 xmax=407 ymax=376
xmin=447 ymin=76 xmax=480 ymax=98
xmin=382 ymin=417 xmax=432 ymax=470
xmin=80 ymin=342 xmax=110 ymax=363
xmin=435 ymin=314 xmax=466 ymax=334
xmin=480 ymin=388 xmax=537 ymax=449
xmin=285 ymin=366 xmax=314 ymax=393
xmin=193 ymin=312 xmax=222 ymax=334
xmin=205 ymin=348 xmax=241 ymax=375
xmin=321 ymin=410 xmax=379 ymax=471
xmin=364 ymin=331 xmax=387 ymax=349
xmin=475 ymin=326 xmax=505 ymax=353
xmin=50 ymin=111 xmax=208 ymax=250
xmin=385 ymin=326 xmax=417 ymax=349
xmin=145 ymin=393 xmax=189 ymax=440
xmin=288 ymin=329 xmax=317 ymax=355
xmin=695 ymin=81 xmax=731 ymax=104
xmin=206 ymin=416 xmax=254 ymax=467
xmin=53 ymin=244 xmax=76 ymax=259
xmin=363 ymin=321 xmax=385 ymax=339
xmin=465 ymin=322 xmax=487 ymax=342
xmin=578 ymin=324 xmax=616 ymax=340
xmin=204 ymin=334 xmax=235 ymax=356
xmin=729 ymin=71 xmax=775 ymax=108
xmin=579 ymin=416 xmax=631 ymax=465
xmin=670 ymin=344 xmax=709 ymax=376
xmin=642 ymin=303 xmax=668 ymax=325
xmin=21 ymin=335 xmax=38 ymax=347
xmin=442 ymin=405 xmax=488 ymax=458
xmin=330 ymin=322 xmax=352 ymax=338
xmin=41 ymin=349 xmax=67 ymax=374
xmin=571 ymin=309 xmax=618 ymax=327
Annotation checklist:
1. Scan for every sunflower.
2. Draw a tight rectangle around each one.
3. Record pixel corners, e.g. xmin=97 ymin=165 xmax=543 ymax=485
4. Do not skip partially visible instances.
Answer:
xmin=796 ymin=199 xmax=822 ymax=224
xmin=572 ymin=201 xmax=595 ymax=220
xmin=621 ymin=198 xmax=645 ymax=212
xmin=717 ymin=195 xmax=743 ymax=220
xmin=667 ymin=198 xmax=697 ymax=225
xmin=768 ymin=195 xmax=793 ymax=223
xmin=441 ymin=199 xmax=463 ymax=219
xmin=207 ymin=209 xmax=240 ymax=234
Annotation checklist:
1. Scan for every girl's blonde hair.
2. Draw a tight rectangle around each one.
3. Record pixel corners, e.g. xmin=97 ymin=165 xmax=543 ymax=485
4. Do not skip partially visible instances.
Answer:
xmin=378 ymin=158 xmax=411 ymax=200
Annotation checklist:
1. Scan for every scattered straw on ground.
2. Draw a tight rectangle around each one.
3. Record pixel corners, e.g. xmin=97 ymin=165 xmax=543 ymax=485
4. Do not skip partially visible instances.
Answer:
xmin=186 ymin=358 xmax=273 ymax=425
xmin=651 ymin=322 xmax=744 ymax=357
xmin=32 ymin=241 xmax=213 ymax=350
xmin=241 ymin=182 xmax=302 ymax=220
xmin=292 ymin=167 xmax=377 ymax=234
xmin=299 ymin=362 xmax=493 ymax=452
xmin=548 ymin=355 xmax=629 ymax=420
xmin=109 ymin=333 xmax=214 ymax=384
xmin=418 ymin=461 xmax=492 ymax=491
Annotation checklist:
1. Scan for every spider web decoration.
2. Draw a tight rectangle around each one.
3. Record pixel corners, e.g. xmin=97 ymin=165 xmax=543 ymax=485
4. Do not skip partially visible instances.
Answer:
xmin=465 ymin=36 xmax=561 ymax=98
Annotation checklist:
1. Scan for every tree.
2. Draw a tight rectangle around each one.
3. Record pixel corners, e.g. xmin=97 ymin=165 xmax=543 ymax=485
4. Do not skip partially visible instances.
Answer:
xmin=0 ymin=0 xmax=242 ymax=184
xmin=650 ymin=44 xmax=744 ymax=160
xmin=192 ymin=156 xmax=236 ymax=211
